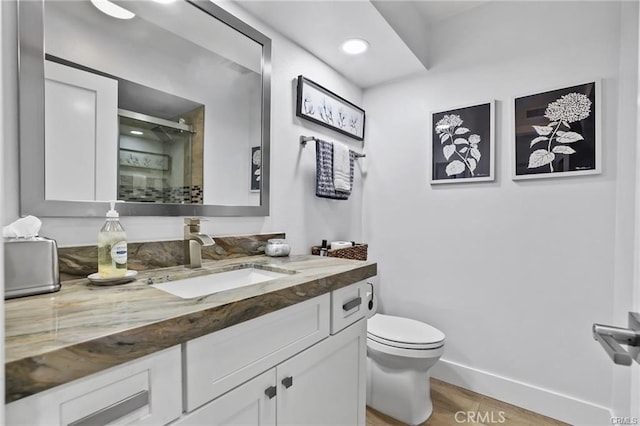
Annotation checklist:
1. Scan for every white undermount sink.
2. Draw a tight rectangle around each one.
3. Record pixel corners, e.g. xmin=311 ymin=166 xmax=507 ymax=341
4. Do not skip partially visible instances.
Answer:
xmin=150 ymin=266 xmax=291 ymax=299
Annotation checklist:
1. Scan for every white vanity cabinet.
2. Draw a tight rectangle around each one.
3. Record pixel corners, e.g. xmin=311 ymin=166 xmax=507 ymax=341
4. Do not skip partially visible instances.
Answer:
xmin=178 ymin=280 xmax=368 ymax=426
xmin=183 ymin=294 xmax=331 ymax=411
xmin=5 ymin=346 xmax=182 ymax=426
xmin=176 ymin=318 xmax=366 ymax=426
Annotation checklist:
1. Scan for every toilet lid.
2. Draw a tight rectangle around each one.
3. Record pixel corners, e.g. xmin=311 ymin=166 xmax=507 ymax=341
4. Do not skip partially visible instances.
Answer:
xmin=367 ymin=314 xmax=445 ymax=349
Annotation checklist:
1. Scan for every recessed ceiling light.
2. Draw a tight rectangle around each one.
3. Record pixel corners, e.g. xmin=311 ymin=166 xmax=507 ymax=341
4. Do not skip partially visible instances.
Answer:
xmin=341 ymin=38 xmax=369 ymax=55
xmin=90 ymin=0 xmax=135 ymax=20
xmin=130 ymin=130 xmax=144 ymax=135
xmin=152 ymin=0 xmax=176 ymax=3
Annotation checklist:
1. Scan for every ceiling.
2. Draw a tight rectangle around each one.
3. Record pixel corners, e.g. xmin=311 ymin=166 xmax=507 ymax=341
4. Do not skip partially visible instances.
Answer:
xmin=233 ymin=1 xmax=489 ymax=89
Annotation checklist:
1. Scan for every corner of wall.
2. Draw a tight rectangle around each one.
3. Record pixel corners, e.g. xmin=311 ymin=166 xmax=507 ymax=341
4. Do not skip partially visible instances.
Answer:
xmin=611 ymin=0 xmax=640 ymax=418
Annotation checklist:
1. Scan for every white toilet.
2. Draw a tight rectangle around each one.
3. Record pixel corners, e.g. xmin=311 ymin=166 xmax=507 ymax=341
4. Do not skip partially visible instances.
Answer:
xmin=365 ymin=287 xmax=445 ymax=425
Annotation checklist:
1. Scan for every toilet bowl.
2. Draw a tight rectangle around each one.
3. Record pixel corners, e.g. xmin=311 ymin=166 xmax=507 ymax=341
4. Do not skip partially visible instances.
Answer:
xmin=366 ymin=310 xmax=445 ymax=425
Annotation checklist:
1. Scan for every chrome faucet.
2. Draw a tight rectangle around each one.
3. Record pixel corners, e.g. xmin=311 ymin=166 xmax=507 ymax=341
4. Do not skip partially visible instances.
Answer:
xmin=184 ymin=218 xmax=215 ymax=269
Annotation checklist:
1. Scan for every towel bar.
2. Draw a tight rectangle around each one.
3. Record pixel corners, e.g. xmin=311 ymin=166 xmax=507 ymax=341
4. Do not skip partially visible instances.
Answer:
xmin=300 ymin=135 xmax=366 ymax=158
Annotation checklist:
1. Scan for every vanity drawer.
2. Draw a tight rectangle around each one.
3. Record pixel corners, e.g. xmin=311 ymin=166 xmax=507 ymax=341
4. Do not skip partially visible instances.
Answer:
xmin=183 ymin=293 xmax=330 ymax=411
xmin=6 ymin=345 xmax=182 ymax=426
xmin=331 ymin=281 xmax=368 ymax=334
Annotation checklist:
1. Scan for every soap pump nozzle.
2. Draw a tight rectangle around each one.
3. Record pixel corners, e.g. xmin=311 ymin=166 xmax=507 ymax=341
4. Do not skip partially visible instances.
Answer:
xmin=106 ymin=200 xmax=120 ymax=218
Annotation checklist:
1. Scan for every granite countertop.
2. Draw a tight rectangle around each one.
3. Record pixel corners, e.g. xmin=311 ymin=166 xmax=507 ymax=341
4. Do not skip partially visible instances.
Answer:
xmin=5 ymin=254 xmax=377 ymax=403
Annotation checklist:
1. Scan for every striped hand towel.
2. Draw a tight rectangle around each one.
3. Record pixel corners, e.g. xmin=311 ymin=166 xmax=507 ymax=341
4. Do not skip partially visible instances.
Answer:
xmin=315 ymin=139 xmax=354 ymax=200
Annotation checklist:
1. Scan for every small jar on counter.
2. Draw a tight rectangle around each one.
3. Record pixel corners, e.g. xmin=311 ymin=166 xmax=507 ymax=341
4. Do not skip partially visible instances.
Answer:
xmin=265 ymin=239 xmax=291 ymax=257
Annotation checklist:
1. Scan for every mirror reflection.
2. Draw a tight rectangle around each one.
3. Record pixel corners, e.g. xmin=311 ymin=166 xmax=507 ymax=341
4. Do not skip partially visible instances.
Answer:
xmin=26 ymin=0 xmax=270 ymax=215
xmin=118 ymin=110 xmax=200 ymax=204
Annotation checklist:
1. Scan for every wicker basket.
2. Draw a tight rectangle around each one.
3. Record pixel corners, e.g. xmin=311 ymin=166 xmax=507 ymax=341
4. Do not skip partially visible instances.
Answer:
xmin=311 ymin=243 xmax=368 ymax=261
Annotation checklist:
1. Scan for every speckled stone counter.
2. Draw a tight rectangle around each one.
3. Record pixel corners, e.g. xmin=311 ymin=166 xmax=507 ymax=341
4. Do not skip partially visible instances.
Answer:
xmin=5 ymin=255 xmax=376 ymax=403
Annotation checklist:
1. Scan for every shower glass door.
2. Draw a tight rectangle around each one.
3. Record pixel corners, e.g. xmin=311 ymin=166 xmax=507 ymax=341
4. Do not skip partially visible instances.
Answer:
xmin=117 ymin=110 xmax=200 ymax=204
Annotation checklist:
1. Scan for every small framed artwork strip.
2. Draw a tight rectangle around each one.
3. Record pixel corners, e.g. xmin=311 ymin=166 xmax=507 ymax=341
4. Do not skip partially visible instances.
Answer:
xmin=250 ymin=146 xmax=261 ymax=192
xmin=296 ymin=75 xmax=365 ymax=141
xmin=513 ymin=81 xmax=600 ymax=180
xmin=430 ymin=101 xmax=495 ymax=184
xmin=119 ymin=148 xmax=170 ymax=171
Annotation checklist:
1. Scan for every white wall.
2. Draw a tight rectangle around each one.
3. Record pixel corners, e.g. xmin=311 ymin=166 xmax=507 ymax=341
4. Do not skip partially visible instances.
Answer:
xmin=2 ymin=0 xmax=365 ymax=255
xmin=362 ymin=2 xmax=634 ymax=424
xmin=205 ymin=74 xmax=261 ymax=206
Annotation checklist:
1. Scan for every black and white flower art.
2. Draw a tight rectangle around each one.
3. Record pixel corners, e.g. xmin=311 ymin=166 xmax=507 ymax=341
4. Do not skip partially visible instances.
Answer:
xmin=514 ymin=82 xmax=599 ymax=179
xmin=431 ymin=102 xmax=495 ymax=184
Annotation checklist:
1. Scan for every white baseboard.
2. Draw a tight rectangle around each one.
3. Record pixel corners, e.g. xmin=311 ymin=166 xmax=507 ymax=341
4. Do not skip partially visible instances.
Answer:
xmin=431 ymin=359 xmax=612 ymax=425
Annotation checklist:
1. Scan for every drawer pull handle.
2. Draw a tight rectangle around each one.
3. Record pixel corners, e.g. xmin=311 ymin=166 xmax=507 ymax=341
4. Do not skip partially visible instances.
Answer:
xmin=68 ymin=390 xmax=149 ymax=426
xmin=265 ymin=386 xmax=277 ymax=399
xmin=343 ymin=297 xmax=362 ymax=312
xmin=282 ymin=376 xmax=293 ymax=389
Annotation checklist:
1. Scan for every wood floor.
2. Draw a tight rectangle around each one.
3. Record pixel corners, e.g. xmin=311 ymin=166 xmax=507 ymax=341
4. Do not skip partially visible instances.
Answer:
xmin=366 ymin=379 xmax=568 ymax=426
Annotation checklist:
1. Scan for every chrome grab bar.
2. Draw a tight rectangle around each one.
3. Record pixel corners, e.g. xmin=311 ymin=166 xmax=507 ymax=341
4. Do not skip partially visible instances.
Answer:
xmin=593 ymin=312 xmax=640 ymax=366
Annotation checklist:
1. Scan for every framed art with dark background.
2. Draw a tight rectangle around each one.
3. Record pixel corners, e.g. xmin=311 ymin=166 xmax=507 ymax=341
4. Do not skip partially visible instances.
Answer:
xmin=431 ymin=101 xmax=495 ymax=184
xmin=513 ymin=81 xmax=599 ymax=180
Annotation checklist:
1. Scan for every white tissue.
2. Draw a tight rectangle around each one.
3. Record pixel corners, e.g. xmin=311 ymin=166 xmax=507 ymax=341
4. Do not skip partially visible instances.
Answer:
xmin=330 ymin=241 xmax=352 ymax=250
xmin=2 ymin=215 xmax=42 ymax=238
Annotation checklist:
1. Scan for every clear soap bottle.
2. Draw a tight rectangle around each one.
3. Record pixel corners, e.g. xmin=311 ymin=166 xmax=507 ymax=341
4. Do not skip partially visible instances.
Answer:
xmin=98 ymin=201 xmax=127 ymax=278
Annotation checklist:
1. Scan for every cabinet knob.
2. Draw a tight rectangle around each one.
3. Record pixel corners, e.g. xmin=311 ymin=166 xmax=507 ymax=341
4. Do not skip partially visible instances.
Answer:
xmin=264 ymin=386 xmax=277 ymax=399
xmin=281 ymin=376 xmax=293 ymax=389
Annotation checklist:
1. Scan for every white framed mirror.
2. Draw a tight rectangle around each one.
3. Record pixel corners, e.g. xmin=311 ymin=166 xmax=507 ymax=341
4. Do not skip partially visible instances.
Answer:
xmin=18 ymin=0 xmax=271 ymax=217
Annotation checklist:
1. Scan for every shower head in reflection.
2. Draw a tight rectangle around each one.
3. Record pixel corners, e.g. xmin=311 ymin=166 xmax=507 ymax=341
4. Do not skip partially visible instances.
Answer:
xmin=151 ymin=126 xmax=173 ymax=142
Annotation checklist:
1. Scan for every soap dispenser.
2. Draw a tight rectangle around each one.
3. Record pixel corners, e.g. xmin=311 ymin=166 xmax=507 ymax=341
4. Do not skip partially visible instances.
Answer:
xmin=98 ymin=201 xmax=127 ymax=278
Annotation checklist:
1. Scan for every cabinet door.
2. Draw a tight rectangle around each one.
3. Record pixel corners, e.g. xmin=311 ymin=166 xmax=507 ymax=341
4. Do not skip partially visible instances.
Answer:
xmin=184 ymin=294 xmax=330 ymax=411
xmin=277 ymin=319 xmax=366 ymax=426
xmin=44 ymin=60 xmax=118 ymax=201
xmin=175 ymin=369 xmax=276 ymax=426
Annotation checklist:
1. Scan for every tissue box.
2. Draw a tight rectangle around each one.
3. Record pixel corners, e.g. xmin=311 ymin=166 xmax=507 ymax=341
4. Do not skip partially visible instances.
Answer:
xmin=4 ymin=237 xmax=61 ymax=299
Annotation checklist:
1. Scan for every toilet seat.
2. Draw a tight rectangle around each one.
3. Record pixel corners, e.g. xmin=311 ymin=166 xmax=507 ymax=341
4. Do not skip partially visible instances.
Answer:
xmin=367 ymin=314 xmax=445 ymax=350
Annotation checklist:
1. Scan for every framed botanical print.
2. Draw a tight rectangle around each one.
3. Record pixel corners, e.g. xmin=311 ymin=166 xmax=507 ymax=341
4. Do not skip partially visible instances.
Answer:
xmin=430 ymin=101 xmax=495 ymax=184
xmin=513 ymin=81 xmax=600 ymax=179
